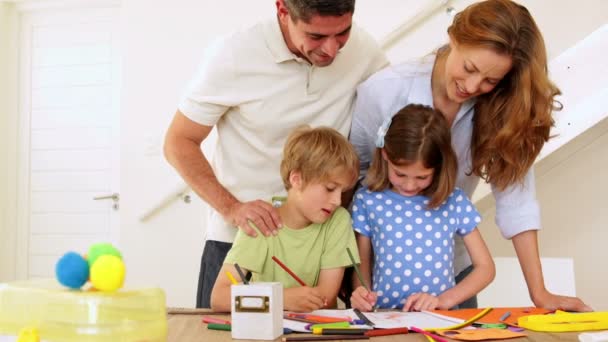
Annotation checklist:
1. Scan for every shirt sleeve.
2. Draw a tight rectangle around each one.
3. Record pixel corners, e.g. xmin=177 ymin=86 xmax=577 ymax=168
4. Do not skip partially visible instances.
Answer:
xmin=350 ymin=189 xmax=373 ymax=238
xmin=223 ymin=228 xmax=268 ymax=274
xmin=177 ymin=36 xmax=238 ymax=126
xmin=350 ymin=82 xmax=384 ymax=181
xmin=320 ymin=207 xmax=360 ymax=269
xmin=492 ymin=168 xmax=541 ymax=239
xmin=452 ymin=188 xmax=482 ymax=237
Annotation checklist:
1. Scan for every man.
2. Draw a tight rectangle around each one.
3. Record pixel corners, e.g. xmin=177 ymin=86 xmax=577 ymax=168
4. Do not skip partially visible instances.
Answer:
xmin=164 ymin=0 xmax=388 ymax=308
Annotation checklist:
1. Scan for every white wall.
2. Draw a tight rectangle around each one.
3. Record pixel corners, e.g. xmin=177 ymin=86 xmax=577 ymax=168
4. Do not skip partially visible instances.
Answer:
xmin=0 ymin=3 xmax=18 ymax=282
xmin=119 ymin=0 xmax=273 ymax=306
xmin=119 ymin=0 xmax=608 ymax=307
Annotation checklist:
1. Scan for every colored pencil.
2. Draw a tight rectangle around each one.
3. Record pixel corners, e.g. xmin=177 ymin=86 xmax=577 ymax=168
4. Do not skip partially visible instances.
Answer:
xmin=225 ymin=271 xmax=238 ymax=285
xmin=347 ymin=248 xmax=377 ymax=311
xmin=234 ymin=263 xmax=249 ymax=284
xmin=207 ymin=323 xmax=231 ymax=331
xmin=202 ymin=316 xmax=231 ymax=325
xmin=346 ymin=248 xmax=368 ymax=291
xmin=364 ymin=327 xmax=409 ymax=337
xmin=285 ymin=313 xmax=351 ymax=323
xmin=312 ymin=328 xmax=367 ymax=335
xmin=282 ymin=336 xmax=369 ymax=341
xmin=409 ymin=326 xmax=448 ymax=342
xmin=353 ymin=308 xmax=375 ymax=327
xmin=271 ymin=256 xmax=307 ymax=286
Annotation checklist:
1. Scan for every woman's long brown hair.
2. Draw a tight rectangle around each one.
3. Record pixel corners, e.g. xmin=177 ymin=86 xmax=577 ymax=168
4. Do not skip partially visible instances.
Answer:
xmin=447 ymin=0 xmax=560 ymax=190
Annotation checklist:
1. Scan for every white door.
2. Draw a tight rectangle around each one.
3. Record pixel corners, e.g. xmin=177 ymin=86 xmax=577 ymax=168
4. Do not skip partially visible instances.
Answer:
xmin=16 ymin=5 xmax=121 ymax=279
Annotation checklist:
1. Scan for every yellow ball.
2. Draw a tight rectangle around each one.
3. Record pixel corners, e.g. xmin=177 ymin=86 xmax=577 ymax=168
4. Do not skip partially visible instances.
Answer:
xmin=90 ymin=255 xmax=125 ymax=291
xmin=17 ymin=327 xmax=39 ymax=342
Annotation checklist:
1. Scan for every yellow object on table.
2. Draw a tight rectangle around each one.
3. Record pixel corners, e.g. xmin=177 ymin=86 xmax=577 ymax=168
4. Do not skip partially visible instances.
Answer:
xmin=518 ymin=311 xmax=608 ymax=332
xmin=0 ymin=279 xmax=167 ymax=341
xmin=17 ymin=327 xmax=40 ymax=342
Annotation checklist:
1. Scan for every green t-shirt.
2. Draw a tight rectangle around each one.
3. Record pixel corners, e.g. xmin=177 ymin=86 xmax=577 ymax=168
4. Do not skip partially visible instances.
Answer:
xmin=224 ymin=206 xmax=360 ymax=288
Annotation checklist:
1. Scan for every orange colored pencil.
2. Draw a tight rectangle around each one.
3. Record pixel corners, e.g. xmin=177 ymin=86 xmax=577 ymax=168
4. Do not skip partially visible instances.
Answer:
xmin=272 ymin=256 xmax=307 ymax=286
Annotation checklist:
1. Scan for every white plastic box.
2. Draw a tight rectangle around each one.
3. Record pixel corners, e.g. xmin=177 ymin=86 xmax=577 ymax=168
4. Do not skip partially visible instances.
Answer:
xmin=231 ymin=282 xmax=283 ymax=340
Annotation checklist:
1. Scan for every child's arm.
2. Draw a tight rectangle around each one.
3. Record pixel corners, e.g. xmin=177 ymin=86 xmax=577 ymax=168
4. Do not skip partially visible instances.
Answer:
xmin=350 ymin=233 xmax=377 ymax=311
xmin=283 ymin=268 xmax=343 ymax=312
xmin=404 ymin=228 xmax=495 ymax=311
xmin=210 ymin=263 xmax=247 ymax=312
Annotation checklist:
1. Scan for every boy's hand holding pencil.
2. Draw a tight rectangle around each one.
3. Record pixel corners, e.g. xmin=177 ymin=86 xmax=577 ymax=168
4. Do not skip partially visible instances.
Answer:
xmin=271 ymin=255 xmax=327 ymax=312
xmin=284 ymin=286 xmax=327 ymax=312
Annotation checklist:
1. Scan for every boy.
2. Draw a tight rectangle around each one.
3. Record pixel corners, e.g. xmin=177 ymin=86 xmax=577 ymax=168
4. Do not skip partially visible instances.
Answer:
xmin=210 ymin=126 xmax=360 ymax=312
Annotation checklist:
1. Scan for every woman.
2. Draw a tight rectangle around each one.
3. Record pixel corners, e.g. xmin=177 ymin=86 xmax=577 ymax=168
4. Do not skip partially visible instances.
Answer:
xmin=349 ymin=0 xmax=591 ymax=311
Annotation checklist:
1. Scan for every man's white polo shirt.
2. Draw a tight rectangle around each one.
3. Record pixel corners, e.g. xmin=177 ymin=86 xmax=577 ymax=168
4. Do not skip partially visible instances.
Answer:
xmin=179 ymin=17 xmax=388 ymax=242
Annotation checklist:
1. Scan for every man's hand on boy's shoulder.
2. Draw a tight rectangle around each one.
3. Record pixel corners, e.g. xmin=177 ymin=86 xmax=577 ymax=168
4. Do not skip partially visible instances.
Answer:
xmin=227 ymin=200 xmax=282 ymax=237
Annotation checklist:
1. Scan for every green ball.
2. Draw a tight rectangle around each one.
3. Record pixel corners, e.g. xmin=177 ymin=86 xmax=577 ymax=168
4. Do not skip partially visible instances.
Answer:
xmin=87 ymin=242 xmax=122 ymax=268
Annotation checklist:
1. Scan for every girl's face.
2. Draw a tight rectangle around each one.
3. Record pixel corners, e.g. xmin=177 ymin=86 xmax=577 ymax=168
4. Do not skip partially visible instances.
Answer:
xmin=443 ymin=39 xmax=513 ymax=103
xmin=383 ymin=152 xmax=435 ymax=197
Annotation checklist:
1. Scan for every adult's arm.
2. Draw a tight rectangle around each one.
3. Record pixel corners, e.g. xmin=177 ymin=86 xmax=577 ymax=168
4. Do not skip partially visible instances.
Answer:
xmin=163 ymin=110 xmax=280 ymax=237
xmin=512 ymin=230 xmax=591 ymax=311
xmin=492 ymin=170 xmax=591 ymax=311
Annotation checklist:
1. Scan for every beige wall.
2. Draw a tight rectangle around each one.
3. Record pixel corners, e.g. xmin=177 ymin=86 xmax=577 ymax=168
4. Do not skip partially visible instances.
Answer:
xmin=0 ymin=3 xmax=18 ymax=282
xmin=477 ymin=117 xmax=608 ymax=310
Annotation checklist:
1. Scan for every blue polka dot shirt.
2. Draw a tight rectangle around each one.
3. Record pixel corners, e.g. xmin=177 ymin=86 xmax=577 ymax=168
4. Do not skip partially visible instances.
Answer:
xmin=351 ymin=187 xmax=481 ymax=309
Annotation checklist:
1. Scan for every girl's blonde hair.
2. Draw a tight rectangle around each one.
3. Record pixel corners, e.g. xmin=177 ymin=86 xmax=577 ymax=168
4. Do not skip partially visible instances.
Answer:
xmin=365 ymin=104 xmax=457 ymax=208
xmin=280 ymin=126 xmax=359 ymax=190
xmin=445 ymin=0 xmax=559 ymax=190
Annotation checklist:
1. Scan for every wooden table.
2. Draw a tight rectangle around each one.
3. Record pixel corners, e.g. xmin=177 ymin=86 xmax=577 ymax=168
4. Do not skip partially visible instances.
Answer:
xmin=167 ymin=309 xmax=582 ymax=342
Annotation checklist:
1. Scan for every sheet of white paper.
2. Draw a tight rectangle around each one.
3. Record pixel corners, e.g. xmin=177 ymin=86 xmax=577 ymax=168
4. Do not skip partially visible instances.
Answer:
xmin=282 ymin=318 xmax=311 ymax=333
xmin=284 ymin=309 xmax=464 ymax=331
xmin=364 ymin=310 xmax=464 ymax=329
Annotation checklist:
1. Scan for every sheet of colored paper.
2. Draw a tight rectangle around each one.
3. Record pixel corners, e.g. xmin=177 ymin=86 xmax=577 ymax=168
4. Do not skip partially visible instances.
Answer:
xmin=435 ymin=328 xmax=526 ymax=341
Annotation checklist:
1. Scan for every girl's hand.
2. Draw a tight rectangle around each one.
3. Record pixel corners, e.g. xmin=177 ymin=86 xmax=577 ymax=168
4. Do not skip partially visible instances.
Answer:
xmin=403 ymin=292 xmax=440 ymax=312
xmin=284 ymin=287 xmax=327 ymax=312
xmin=350 ymin=286 xmax=377 ymax=312
xmin=533 ymin=289 xmax=593 ymax=312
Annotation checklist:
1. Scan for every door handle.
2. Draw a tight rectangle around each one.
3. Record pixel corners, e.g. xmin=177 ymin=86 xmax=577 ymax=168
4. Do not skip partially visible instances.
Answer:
xmin=93 ymin=193 xmax=120 ymax=201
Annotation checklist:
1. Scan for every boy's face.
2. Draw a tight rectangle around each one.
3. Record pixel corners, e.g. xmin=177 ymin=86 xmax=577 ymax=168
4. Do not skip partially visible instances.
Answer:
xmin=290 ymin=169 xmax=353 ymax=224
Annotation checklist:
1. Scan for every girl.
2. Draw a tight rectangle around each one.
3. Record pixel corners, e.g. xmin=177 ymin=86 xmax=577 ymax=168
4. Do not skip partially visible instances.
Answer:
xmin=350 ymin=104 xmax=495 ymax=312
xmin=349 ymin=0 xmax=591 ymax=311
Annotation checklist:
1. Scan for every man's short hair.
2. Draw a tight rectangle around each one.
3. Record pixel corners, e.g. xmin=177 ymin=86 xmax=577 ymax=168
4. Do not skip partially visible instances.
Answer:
xmin=284 ymin=0 xmax=355 ymax=22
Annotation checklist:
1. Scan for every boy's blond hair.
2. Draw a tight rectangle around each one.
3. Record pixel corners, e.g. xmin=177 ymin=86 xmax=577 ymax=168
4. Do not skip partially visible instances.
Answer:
xmin=280 ymin=126 xmax=359 ymax=190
